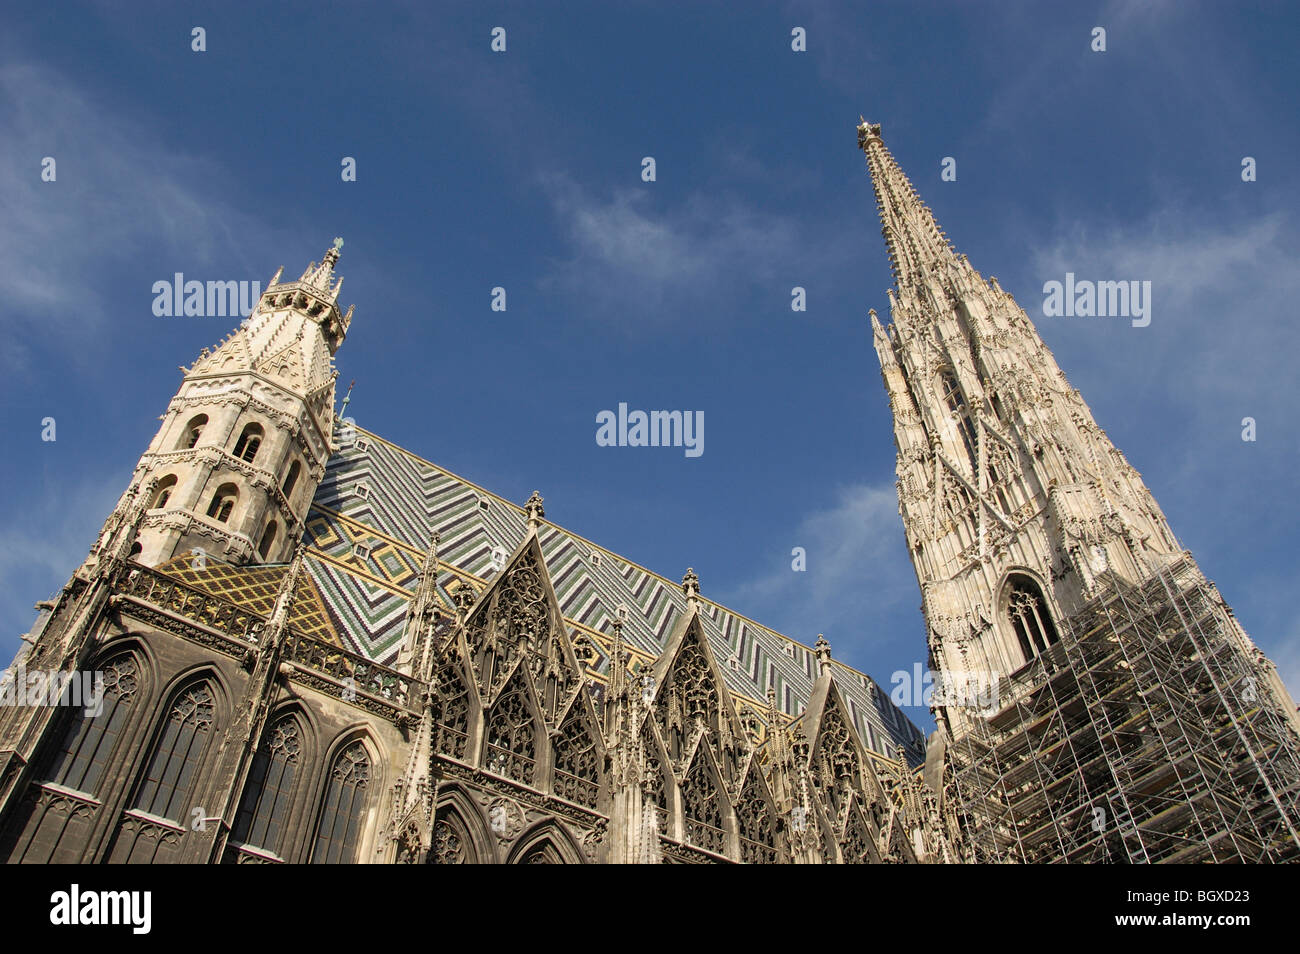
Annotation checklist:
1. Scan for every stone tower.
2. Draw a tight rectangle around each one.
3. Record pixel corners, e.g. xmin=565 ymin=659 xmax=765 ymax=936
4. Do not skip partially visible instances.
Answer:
xmin=858 ymin=120 xmax=1183 ymax=725
xmin=112 ymin=242 xmax=352 ymax=569
xmin=859 ymin=119 xmax=1300 ymax=862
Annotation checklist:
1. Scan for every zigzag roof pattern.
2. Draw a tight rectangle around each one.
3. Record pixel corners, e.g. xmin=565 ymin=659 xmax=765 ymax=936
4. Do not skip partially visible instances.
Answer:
xmin=300 ymin=425 xmax=927 ymax=764
xmin=154 ymin=554 xmax=340 ymax=647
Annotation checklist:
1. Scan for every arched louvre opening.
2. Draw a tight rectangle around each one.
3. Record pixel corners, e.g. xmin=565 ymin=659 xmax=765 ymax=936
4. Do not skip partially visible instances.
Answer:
xmin=227 ymin=716 xmax=302 ymax=862
xmin=151 ymin=475 xmax=178 ymax=510
xmin=282 ymin=460 xmax=302 ymax=499
xmin=1007 ymin=576 xmax=1060 ymax=664
xmin=311 ymin=742 xmax=371 ymax=864
xmin=180 ymin=414 xmax=208 ymax=449
xmin=206 ymin=484 xmax=238 ymax=523
xmin=131 ymin=681 xmax=216 ymax=823
xmin=233 ymin=423 xmax=263 ymax=463
xmin=257 ymin=521 xmax=278 ymax=560
xmin=484 ymin=679 xmax=538 ymax=786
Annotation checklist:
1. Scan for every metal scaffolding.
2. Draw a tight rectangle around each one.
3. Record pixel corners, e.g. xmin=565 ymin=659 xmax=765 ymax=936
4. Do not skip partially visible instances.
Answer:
xmin=947 ymin=555 xmax=1300 ymax=863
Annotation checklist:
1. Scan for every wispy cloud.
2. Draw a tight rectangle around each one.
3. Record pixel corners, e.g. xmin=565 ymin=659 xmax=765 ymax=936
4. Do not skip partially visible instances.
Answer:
xmin=1029 ymin=211 xmax=1300 ymax=413
xmin=0 ymin=473 xmax=125 ymax=662
xmin=720 ymin=481 xmax=916 ymax=640
xmin=538 ymin=174 xmax=849 ymax=321
xmin=0 ymin=63 xmax=276 ymax=373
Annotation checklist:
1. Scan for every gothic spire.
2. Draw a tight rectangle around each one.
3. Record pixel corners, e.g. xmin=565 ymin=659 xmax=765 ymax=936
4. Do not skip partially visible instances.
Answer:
xmin=857 ymin=120 xmax=956 ymax=287
xmin=397 ymin=533 xmax=441 ymax=679
xmin=299 ymin=237 xmax=346 ymax=302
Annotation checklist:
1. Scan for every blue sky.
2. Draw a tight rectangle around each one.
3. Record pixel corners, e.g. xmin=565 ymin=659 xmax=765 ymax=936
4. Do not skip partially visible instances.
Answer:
xmin=3 ymin=1 xmax=1298 ymax=735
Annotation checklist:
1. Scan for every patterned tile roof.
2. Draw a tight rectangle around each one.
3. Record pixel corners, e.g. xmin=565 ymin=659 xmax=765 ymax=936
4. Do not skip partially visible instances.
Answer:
xmin=154 ymin=554 xmax=340 ymax=647
xmin=301 ymin=426 xmax=927 ymax=762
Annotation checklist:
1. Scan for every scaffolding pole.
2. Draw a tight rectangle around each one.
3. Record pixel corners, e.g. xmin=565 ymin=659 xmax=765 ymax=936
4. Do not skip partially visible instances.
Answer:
xmin=946 ymin=555 xmax=1300 ymax=863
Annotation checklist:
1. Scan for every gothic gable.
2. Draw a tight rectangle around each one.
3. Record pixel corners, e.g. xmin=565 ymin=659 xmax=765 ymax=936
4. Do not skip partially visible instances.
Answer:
xmin=459 ymin=534 xmax=584 ymax=727
xmin=800 ymin=675 xmax=886 ymax=819
xmin=647 ymin=612 xmax=751 ymax=792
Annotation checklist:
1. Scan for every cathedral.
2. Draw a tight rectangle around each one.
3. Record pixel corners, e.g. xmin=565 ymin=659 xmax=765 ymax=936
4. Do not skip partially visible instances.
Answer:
xmin=1 ymin=121 xmax=1297 ymax=864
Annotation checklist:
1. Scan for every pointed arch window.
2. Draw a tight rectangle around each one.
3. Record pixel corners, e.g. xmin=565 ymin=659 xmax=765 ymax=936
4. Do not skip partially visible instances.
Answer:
xmin=985 ymin=442 xmax=1016 ymax=515
xmin=311 ymin=741 xmax=371 ymax=864
xmin=206 ymin=484 xmax=238 ymax=523
xmin=842 ymin=803 xmax=876 ymax=864
xmin=430 ymin=806 xmax=475 ymax=864
xmin=179 ymin=414 xmax=208 ymax=450
xmin=431 ymin=661 xmax=471 ymax=760
xmin=1006 ymin=575 xmax=1060 ymax=664
xmin=682 ymin=755 xmax=727 ymax=855
xmin=258 ymin=521 xmax=278 ymax=561
xmin=131 ymin=682 xmax=216 ymax=823
xmin=517 ymin=842 xmax=564 ymax=868
xmin=229 ymin=716 xmax=301 ymax=860
xmin=485 ymin=685 xmax=538 ymax=785
xmin=736 ymin=772 xmax=779 ymax=864
xmin=233 ymin=423 xmax=263 ymax=463
xmin=282 ymin=460 xmax=302 ymax=500
xmin=151 ymin=475 xmax=177 ymax=510
xmin=40 ymin=653 xmax=140 ymax=796
xmin=939 ymin=370 xmax=978 ymax=473
xmin=552 ymin=711 xmax=600 ymax=808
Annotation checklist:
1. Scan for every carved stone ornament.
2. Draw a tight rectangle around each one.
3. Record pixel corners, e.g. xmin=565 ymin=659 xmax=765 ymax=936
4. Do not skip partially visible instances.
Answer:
xmin=486 ymin=796 xmax=527 ymax=842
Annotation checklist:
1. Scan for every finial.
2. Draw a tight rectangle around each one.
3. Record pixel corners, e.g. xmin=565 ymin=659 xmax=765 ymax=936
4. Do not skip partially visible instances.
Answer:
xmin=300 ymin=239 xmax=343 ymax=291
xmin=681 ymin=567 xmax=700 ymax=609
xmin=269 ymin=544 xmax=307 ymax=628
xmin=421 ymin=532 xmax=440 ymax=578
xmin=857 ymin=118 xmax=882 ymax=149
xmin=813 ymin=634 xmax=832 ymax=676
xmin=606 ymin=613 xmax=628 ymax=700
xmin=524 ymin=490 xmax=545 ymax=530
xmin=339 ymin=378 xmax=355 ymax=418
xmin=765 ymin=685 xmax=789 ymax=763
xmin=452 ymin=580 xmax=476 ymax=621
